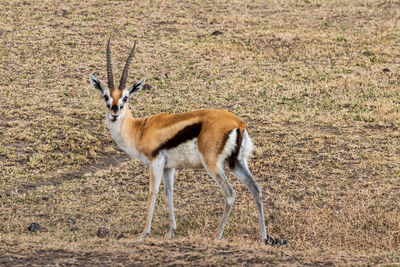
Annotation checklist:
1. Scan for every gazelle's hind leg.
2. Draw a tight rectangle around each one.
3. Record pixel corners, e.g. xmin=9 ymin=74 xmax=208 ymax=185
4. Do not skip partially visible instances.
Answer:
xmin=201 ymin=158 xmax=236 ymax=240
xmin=233 ymin=159 xmax=287 ymax=245
xmin=233 ymin=160 xmax=266 ymax=239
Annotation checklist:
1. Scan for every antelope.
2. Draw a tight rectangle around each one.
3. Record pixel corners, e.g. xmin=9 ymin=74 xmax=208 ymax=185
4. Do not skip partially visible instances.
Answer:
xmin=89 ymin=39 xmax=286 ymax=245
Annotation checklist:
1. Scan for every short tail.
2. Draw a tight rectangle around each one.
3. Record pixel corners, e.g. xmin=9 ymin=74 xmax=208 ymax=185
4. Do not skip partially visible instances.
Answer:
xmin=228 ymin=129 xmax=254 ymax=169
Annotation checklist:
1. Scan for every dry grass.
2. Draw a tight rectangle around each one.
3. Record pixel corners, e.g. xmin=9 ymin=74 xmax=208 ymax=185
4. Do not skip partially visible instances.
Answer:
xmin=1 ymin=0 xmax=400 ymax=265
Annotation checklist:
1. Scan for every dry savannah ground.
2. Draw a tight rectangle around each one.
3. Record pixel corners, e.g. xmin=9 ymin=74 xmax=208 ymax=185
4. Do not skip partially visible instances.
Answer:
xmin=1 ymin=0 xmax=400 ymax=265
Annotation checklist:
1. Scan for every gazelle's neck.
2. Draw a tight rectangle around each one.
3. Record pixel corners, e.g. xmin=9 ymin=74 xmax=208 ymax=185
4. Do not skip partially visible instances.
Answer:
xmin=106 ymin=105 xmax=148 ymax=163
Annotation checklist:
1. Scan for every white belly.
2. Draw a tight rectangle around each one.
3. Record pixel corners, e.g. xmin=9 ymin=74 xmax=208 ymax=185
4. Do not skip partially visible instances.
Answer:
xmin=164 ymin=139 xmax=203 ymax=169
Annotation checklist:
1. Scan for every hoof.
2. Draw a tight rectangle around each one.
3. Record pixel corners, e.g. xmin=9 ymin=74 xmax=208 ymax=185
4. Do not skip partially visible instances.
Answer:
xmin=215 ymin=234 xmax=223 ymax=240
xmin=264 ymin=235 xmax=287 ymax=246
xmin=165 ymin=229 xmax=175 ymax=239
xmin=138 ymin=232 xmax=148 ymax=241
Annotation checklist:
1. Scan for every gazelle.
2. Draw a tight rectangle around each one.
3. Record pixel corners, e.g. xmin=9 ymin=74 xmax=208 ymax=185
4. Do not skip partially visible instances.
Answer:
xmin=89 ymin=39 xmax=286 ymax=245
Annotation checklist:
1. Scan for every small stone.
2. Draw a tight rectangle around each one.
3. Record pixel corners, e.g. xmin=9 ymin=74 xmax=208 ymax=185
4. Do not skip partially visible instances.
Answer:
xmin=155 ymin=73 xmax=169 ymax=80
xmin=28 ymin=222 xmax=42 ymax=232
xmin=67 ymin=218 xmax=76 ymax=224
xmin=97 ymin=226 xmax=110 ymax=238
xmin=211 ymin=30 xmax=223 ymax=36
xmin=70 ymin=226 xmax=79 ymax=232
xmin=117 ymin=233 xmax=125 ymax=240
xmin=264 ymin=235 xmax=287 ymax=246
xmin=362 ymin=51 xmax=373 ymax=57
xmin=383 ymin=68 xmax=390 ymax=73
xmin=143 ymin=84 xmax=152 ymax=90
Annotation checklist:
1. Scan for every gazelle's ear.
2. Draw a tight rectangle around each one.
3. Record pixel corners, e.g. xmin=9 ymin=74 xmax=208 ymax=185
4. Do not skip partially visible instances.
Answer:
xmin=128 ymin=78 xmax=146 ymax=97
xmin=89 ymin=74 xmax=106 ymax=94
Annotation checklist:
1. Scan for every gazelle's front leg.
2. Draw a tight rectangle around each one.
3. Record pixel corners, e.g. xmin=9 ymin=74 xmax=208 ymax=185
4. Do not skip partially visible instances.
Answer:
xmin=163 ymin=168 xmax=176 ymax=239
xmin=141 ymin=156 xmax=165 ymax=240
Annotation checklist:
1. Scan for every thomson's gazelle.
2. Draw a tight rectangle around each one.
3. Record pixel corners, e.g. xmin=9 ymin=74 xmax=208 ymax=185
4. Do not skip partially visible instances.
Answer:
xmin=89 ymin=39 xmax=286 ymax=245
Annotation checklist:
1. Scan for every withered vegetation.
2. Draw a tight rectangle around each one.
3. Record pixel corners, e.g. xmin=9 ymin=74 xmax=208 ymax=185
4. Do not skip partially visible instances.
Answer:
xmin=1 ymin=0 xmax=400 ymax=265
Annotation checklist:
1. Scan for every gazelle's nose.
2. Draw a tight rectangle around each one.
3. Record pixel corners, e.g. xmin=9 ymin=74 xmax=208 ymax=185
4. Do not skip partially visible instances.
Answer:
xmin=111 ymin=105 xmax=118 ymax=113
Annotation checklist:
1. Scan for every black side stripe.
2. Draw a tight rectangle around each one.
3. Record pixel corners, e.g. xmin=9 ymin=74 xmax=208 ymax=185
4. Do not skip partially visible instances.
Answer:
xmin=151 ymin=123 xmax=202 ymax=157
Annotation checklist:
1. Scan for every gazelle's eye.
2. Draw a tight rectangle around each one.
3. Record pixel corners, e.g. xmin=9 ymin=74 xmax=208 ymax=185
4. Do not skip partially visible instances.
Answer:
xmin=104 ymin=95 xmax=109 ymax=101
xmin=123 ymin=96 xmax=128 ymax=102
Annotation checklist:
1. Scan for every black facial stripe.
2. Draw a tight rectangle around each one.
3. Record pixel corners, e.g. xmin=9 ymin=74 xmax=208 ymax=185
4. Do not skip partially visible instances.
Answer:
xmin=152 ymin=123 xmax=202 ymax=157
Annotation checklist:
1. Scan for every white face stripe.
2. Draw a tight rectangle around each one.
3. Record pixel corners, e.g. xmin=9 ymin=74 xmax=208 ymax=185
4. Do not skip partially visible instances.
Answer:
xmin=103 ymin=89 xmax=112 ymax=107
xmin=118 ymin=90 xmax=130 ymax=108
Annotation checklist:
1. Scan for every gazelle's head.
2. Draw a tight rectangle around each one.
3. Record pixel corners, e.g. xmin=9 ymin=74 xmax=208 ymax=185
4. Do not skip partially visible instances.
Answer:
xmin=89 ymin=39 xmax=145 ymax=123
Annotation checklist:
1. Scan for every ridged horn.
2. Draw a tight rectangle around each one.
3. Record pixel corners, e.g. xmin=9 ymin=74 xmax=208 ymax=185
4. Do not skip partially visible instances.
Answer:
xmin=119 ymin=40 xmax=137 ymax=90
xmin=106 ymin=38 xmax=115 ymax=89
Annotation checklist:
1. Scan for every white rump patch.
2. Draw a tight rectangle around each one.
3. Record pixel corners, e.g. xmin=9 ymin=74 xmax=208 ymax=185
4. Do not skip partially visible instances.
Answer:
xmin=239 ymin=129 xmax=254 ymax=160
xmin=217 ymin=129 xmax=254 ymax=169
xmin=217 ymin=130 xmax=238 ymax=168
